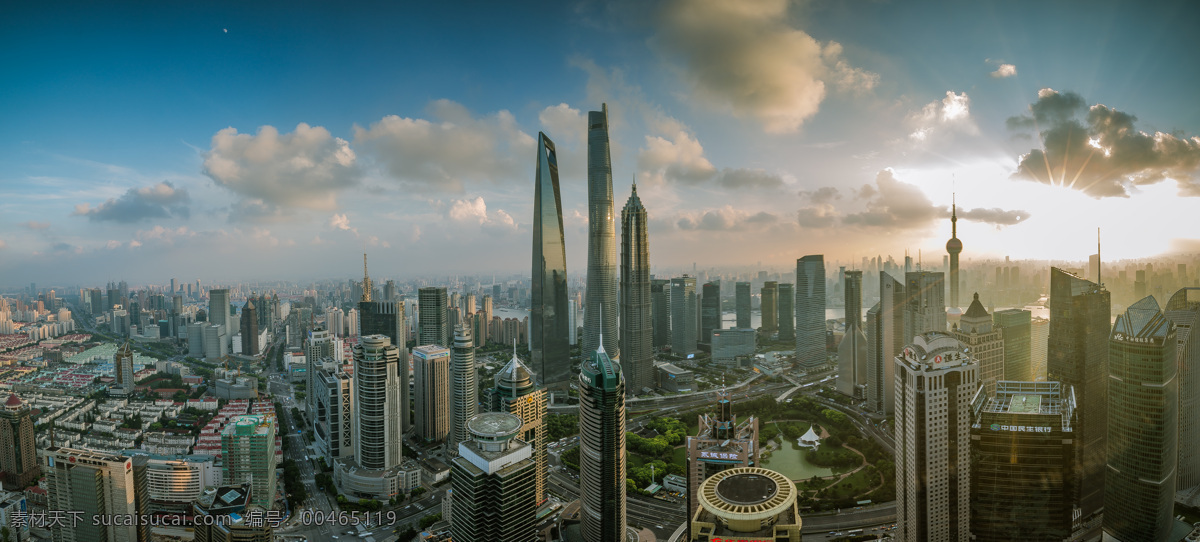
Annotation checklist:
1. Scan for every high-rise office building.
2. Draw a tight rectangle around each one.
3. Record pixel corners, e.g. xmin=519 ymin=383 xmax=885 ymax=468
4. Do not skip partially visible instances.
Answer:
xmin=946 ymin=195 xmax=962 ymax=310
xmin=449 ymin=325 xmax=477 ymax=451
xmin=449 ymin=412 xmax=538 ymax=542
xmin=489 ymin=348 xmax=549 ymax=503
xmin=1047 ymin=268 xmax=1110 ymax=521
xmin=1104 ymin=296 xmax=1177 ymax=542
xmin=735 ymin=281 xmax=752 ymax=329
xmin=414 ymin=345 xmax=451 ymax=443
xmin=952 ymin=293 xmax=1004 ymax=395
xmin=335 ymin=334 xmax=408 ymax=500
xmin=993 ymin=309 xmax=1032 ymax=382
xmin=314 ymin=367 xmax=354 ymax=461
xmin=1031 ymin=316 xmax=1049 ymax=380
xmin=620 ymin=181 xmax=653 ymax=394
xmin=670 ymin=276 xmax=698 ymax=355
xmin=0 ymin=394 xmax=39 ymax=490
xmin=41 ymin=447 xmax=138 ymax=542
xmin=530 ymin=132 xmax=572 ymax=390
xmin=583 ymin=105 xmax=619 ymax=360
xmin=777 ymin=283 xmax=795 ymax=341
xmin=578 ymin=339 xmax=626 ymax=541
xmin=866 ymin=273 xmax=905 ymax=414
xmin=209 ymin=288 xmax=230 ymax=347
xmin=761 ymin=281 xmax=778 ymax=335
xmin=837 ymin=270 xmax=867 ymax=397
xmin=904 ymin=271 xmax=946 ymax=340
xmin=112 ymin=341 xmax=135 ymax=396
xmin=358 ymin=277 xmax=410 ymax=432
xmin=418 ymin=287 xmax=450 ymax=348
xmin=796 ymin=255 xmax=826 ymax=368
xmin=652 ymin=278 xmax=672 ymax=350
xmin=685 ymin=387 xmax=759 ymax=534
xmin=1166 ymin=288 xmax=1200 ymax=490
xmin=240 ymin=298 xmax=258 ymax=356
xmin=220 ymin=414 xmax=277 ymax=508
xmin=306 ymin=327 xmax=333 ymax=416
xmin=894 ymin=332 xmax=978 ymax=541
xmin=969 ymin=381 xmax=1076 ymax=541
xmin=700 ymin=281 xmax=721 ymax=347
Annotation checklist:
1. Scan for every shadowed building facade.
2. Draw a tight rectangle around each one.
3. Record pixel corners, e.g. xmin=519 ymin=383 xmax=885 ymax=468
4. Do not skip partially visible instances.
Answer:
xmin=735 ymin=282 xmax=751 ymax=330
xmin=583 ymin=104 xmax=619 ymax=360
xmin=761 ymin=281 xmax=778 ymax=335
xmin=700 ymin=281 xmax=721 ymax=349
xmin=866 ymin=272 xmax=905 ymax=414
xmin=1166 ymin=288 xmax=1200 ymax=491
xmin=1047 ymin=268 xmax=1110 ymax=521
xmin=969 ymin=381 xmax=1076 ymax=541
xmin=777 ymin=283 xmax=795 ymax=342
xmin=530 ymin=132 xmax=571 ymax=390
xmin=1103 ymin=296 xmax=1177 ymax=542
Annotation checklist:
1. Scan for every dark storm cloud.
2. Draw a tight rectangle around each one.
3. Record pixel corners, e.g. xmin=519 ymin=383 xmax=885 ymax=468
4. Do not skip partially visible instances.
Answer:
xmin=1009 ymin=89 xmax=1200 ymax=198
xmin=72 ymin=181 xmax=191 ymax=223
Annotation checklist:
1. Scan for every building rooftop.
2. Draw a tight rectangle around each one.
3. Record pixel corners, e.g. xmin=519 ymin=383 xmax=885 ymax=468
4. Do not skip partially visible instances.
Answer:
xmin=467 ymin=412 xmax=522 ymax=440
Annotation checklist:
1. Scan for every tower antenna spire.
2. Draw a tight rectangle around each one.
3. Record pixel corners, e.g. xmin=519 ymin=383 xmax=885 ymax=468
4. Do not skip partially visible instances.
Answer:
xmin=1097 ymin=227 xmax=1102 ymax=286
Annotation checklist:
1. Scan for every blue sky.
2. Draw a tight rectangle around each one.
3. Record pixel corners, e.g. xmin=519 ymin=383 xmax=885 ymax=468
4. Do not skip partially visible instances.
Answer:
xmin=3 ymin=0 xmax=1199 ymax=286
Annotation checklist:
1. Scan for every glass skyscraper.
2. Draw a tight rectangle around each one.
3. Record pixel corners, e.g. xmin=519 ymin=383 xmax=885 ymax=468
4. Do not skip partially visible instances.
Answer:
xmin=1047 ymin=268 xmax=1109 ymax=521
xmin=670 ymin=276 xmax=697 ymax=355
xmin=777 ymin=283 xmax=795 ymax=341
xmin=795 ymin=255 xmax=826 ymax=368
xmin=583 ymin=104 xmax=619 ymax=359
xmin=761 ymin=281 xmax=778 ymax=335
xmin=619 ymin=181 xmax=652 ymax=394
xmin=530 ymin=132 xmax=571 ymax=390
xmin=735 ymin=281 xmax=751 ymax=329
xmin=970 ymin=381 xmax=1076 ymax=541
xmin=418 ymin=287 xmax=449 ymax=348
xmin=1166 ymin=288 xmax=1200 ymax=490
xmin=700 ymin=281 xmax=721 ymax=346
xmin=1104 ymin=296 xmax=1177 ymax=542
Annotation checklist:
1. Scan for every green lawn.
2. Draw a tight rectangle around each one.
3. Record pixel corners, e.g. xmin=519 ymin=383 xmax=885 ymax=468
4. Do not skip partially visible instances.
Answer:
xmin=822 ymin=467 xmax=877 ymax=499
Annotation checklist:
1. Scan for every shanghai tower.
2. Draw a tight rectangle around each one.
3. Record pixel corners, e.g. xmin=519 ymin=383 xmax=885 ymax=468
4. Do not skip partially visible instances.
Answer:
xmin=531 ymin=132 xmax=572 ymax=390
xmin=620 ymin=180 xmax=652 ymax=394
xmin=583 ymin=104 xmax=619 ymax=359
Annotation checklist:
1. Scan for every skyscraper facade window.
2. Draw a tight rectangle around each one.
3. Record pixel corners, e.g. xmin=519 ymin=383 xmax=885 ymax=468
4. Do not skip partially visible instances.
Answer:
xmin=761 ymin=281 xmax=778 ymax=335
xmin=993 ymin=309 xmax=1032 ymax=382
xmin=777 ymin=283 xmax=795 ymax=342
xmin=700 ymin=281 xmax=721 ymax=347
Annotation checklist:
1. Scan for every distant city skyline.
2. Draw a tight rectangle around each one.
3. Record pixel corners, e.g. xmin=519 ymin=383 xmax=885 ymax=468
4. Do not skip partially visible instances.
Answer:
xmin=4 ymin=1 xmax=1200 ymax=286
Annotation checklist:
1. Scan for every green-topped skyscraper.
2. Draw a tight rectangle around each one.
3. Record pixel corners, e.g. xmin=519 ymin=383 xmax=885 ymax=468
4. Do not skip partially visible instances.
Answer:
xmin=578 ymin=321 xmax=626 ymax=542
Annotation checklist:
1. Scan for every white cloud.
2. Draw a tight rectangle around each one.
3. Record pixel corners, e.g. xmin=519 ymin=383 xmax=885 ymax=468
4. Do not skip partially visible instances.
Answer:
xmin=655 ymin=0 xmax=878 ymax=133
xmin=203 ymin=123 xmax=359 ymax=211
xmin=354 ymin=100 xmax=536 ymax=193
xmin=906 ymin=91 xmax=977 ymax=142
xmin=990 ymin=63 xmax=1017 ymax=78
xmin=329 ymin=213 xmax=357 ymax=235
xmin=447 ymin=196 xmax=519 ymax=232
xmin=105 ymin=240 xmax=121 ymax=250
xmin=538 ymin=103 xmax=586 ymax=148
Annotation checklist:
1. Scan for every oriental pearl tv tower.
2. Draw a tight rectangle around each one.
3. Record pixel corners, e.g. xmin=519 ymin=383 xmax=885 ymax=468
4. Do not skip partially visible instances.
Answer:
xmin=946 ymin=194 xmax=963 ymax=312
